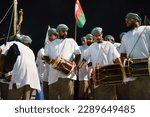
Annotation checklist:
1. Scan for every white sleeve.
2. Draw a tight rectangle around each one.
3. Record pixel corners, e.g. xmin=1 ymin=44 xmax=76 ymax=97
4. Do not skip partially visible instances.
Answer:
xmin=36 ymin=50 xmax=41 ymax=65
xmin=112 ymin=45 xmax=120 ymax=61
xmin=1 ymin=42 xmax=13 ymax=55
xmin=73 ymin=41 xmax=81 ymax=55
xmin=44 ymin=44 xmax=50 ymax=57
xmin=145 ymin=26 xmax=150 ymax=51
xmin=119 ymin=37 xmax=127 ymax=54
xmin=0 ymin=44 xmax=5 ymax=50
xmin=83 ymin=47 xmax=91 ymax=61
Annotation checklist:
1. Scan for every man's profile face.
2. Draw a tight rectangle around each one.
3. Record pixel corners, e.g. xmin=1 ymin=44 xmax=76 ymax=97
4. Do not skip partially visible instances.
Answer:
xmin=48 ymin=34 xmax=58 ymax=42
xmin=81 ymin=40 xmax=87 ymax=45
xmin=125 ymin=18 xmax=136 ymax=28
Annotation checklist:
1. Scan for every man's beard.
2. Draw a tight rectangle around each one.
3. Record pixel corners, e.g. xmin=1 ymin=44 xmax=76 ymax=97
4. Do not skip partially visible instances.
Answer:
xmin=59 ymin=34 xmax=67 ymax=39
xmin=87 ymin=42 xmax=92 ymax=46
xmin=96 ymin=38 xmax=103 ymax=43
xmin=126 ymin=23 xmax=137 ymax=30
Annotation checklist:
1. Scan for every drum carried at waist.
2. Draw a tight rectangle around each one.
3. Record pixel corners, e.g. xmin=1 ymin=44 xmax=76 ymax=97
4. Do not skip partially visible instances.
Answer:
xmin=93 ymin=64 xmax=125 ymax=85
xmin=51 ymin=56 xmax=75 ymax=75
xmin=123 ymin=58 xmax=150 ymax=78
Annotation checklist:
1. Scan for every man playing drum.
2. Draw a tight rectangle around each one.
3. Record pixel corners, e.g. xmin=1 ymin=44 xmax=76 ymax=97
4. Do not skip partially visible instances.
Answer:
xmin=82 ymin=27 xmax=123 ymax=100
xmin=120 ymin=12 xmax=150 ymax=99
xmin=44 ymin=24 xmax=81 ymax=100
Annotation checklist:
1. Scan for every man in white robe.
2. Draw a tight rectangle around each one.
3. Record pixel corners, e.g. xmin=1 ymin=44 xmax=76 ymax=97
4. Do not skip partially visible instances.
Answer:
xmin=83 ymin=27 xmax=122 ymax=100
xmin=78 ymin=36 xmax=91 ymax=99
xmin=44 ymin=24 xmax=81 ymax=99
xmin=0 ymin=40 xmax=41 ymax=100
xmin=120 ymin=12 xmax=150 ymax=99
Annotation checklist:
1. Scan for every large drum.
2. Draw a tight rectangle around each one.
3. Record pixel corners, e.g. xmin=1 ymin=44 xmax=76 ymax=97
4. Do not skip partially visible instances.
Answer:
xmin=93 ymin=64 xmax=125 ymax=85
xmin=52 ymin=56 xmax=75 ymax=75
xmin=124 ymin=58 xmax=150 ymax=78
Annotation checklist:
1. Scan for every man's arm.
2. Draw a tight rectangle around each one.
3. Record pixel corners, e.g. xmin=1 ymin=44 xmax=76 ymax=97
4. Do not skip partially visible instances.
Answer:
xmin=114 ymin=57 xmax=123 ymax=66
xmin=120 ymin=53 xmax=127 ymax=63
xmin=74 ymin=54 xmax=81 ymax=66
xmin=78 ymin=58 xmax=87 ymax=68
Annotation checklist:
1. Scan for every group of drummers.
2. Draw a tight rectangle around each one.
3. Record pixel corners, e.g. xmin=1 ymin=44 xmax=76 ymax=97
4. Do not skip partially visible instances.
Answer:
xmin=0 ymin=12 xmax=150 ymax=100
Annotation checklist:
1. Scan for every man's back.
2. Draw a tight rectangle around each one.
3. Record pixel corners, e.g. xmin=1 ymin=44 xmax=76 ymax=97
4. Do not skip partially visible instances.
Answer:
xmin=1 ymin=41 xmax=41 ymax=91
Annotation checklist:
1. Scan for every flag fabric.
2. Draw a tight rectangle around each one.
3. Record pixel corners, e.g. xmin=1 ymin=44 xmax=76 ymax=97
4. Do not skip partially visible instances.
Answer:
xmin=75 ymin=0 xmax=86 ymax=28
xmin=44 ymin=25 xmax=51 ymax=45
xmin=35 ymin=81 xmax=45 ymax=100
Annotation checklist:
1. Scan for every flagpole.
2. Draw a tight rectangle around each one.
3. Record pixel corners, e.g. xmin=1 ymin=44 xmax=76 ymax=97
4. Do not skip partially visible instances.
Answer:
xmin=144 ymin=15 xmax=147 ymax=25
xmin=75 ymin=22 xmax=77 ymax=41
xmin=13 ymin=0 xmax=17 ymax=35
xmin=74 ymin=0 xmax=77 ymax=41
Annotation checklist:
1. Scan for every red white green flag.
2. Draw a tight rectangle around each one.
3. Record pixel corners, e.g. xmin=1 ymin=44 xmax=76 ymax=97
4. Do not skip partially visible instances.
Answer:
xmin=75 ymin=0 xmax=86 ymax=28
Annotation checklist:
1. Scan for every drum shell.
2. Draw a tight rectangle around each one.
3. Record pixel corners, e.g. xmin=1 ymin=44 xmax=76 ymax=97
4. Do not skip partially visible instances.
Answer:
xmin=124 ymin=58 xmax=150 ymax=78
xmin=52 ymin=56 xmax=75 ymax=75
xmin=94 ymin=64 xmax=124 ymax=85
xmin=56 ymin=59 xmax=74 ymax=75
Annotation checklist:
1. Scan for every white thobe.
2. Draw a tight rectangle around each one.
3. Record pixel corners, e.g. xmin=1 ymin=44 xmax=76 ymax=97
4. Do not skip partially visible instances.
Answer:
xmin=120 ymin=26 xmax=150 ymax=58
xmin=84 ymin=41 xmax=120 ymax=67
xmin=36 ymin=48 xmax=46 ymax=81
xmin=79 ymin=45 xmax=89 ymax=81
xmin=114 ymin=42 xmax=121 ymax=52
xmin=44 ymin=38 xmax=81 ymax=85
xmin=1 ymin=41 xmax=41 ymax=91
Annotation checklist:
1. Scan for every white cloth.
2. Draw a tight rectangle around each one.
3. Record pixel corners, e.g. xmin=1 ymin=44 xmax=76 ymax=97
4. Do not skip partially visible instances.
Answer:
xmin=84 ymin=41 xmax=120 ymax=67
xmin=36 ymin=48 xmax=47 ymax=81
xmin=43 ymin=63 xmax=49 ymax=82
xmin=114 ymin=42 xmax=121 ymax=52
xmin=79 ymin=45 xmax=89 ymax=81
xmin=120 ymin=26 xmax=150 ymax=58
xmin=79 ymin=45 xmax=88 ymax=53
xmin=0 ymin=41 xmax=41 ymax=91
xmin=44 ymin=26 xmax=51 ymax=45
xmin=0 ymin=79 xmax=9 ymax=84
xmin=44 ymin=38 xmax=81 ymax=85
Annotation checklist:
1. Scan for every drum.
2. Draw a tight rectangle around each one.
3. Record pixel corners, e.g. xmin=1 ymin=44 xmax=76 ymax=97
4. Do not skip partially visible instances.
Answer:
xmin=124 ymin=58 xmax=150 ymax=78
xmin=93 ymin=64 xmax=125 ymax=85
xmin=52 ymin=56 xmax=75 ymax=75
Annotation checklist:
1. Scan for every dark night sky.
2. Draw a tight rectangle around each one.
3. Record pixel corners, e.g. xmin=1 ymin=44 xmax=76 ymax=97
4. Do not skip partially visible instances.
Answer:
xmin=0 ymin=0 xmax=150 ymax=55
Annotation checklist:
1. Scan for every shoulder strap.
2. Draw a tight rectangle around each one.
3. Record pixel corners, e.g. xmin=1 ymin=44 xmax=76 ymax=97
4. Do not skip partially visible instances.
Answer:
xmin=128 ymin=26 xmax=147 ymax=58
xmin=95 ymin=43 xmax=108 ymax=65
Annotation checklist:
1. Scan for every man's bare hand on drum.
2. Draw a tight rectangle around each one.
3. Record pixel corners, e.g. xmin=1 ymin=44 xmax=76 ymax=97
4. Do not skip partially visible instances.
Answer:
xmin=43 ymin=56 xmax=54 ymax=64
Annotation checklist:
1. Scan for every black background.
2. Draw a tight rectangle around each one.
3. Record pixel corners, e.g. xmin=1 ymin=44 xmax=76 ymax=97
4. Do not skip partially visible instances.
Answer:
xmin=0 ymin=0 xmax=150 ymax=55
